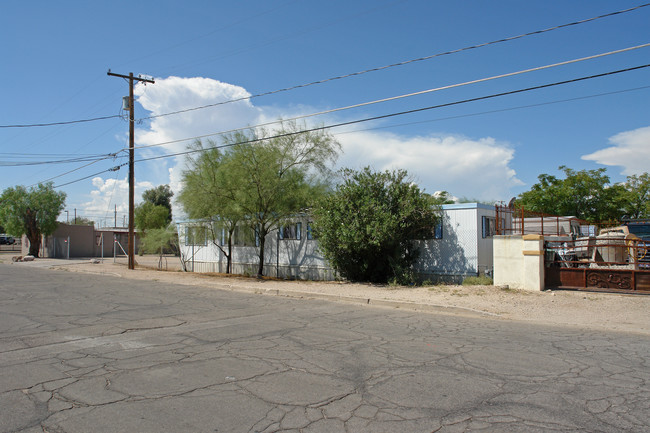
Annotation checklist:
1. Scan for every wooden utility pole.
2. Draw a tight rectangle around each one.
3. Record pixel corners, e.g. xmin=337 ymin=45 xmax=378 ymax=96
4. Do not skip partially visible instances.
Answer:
xmin=107 ymin=70 xmax=155 ymax=269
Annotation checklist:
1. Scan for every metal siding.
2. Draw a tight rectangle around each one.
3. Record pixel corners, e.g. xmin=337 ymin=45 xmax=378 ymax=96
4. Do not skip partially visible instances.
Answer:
xmin=179 ymin=217 xmax=333 ymax=278
xmin=179 ymin=205 xmax=495 ymax=281
xmin=414 ymin=207 xmax=479 ymax=277
xmin=476 ymin=207 xmax=496 ymax=275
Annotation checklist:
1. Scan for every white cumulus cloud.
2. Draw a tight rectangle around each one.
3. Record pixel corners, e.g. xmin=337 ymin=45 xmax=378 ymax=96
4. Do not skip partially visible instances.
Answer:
xmin=85 ymin=76 xmax=524 ymax=219
xmin=336 ymin=130 xmax=522 ymax=200
xmin=134 ymin=76 xmax=260 ymax=149
xmin=80 ymin=177 xmax=154 ymax=226
xmin=582 ymin=126 xmax=650 ymax=175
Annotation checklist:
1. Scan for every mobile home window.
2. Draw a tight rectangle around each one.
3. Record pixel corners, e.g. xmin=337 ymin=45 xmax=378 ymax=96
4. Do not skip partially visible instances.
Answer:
xmin=185 ymin=226 xmax=208 ymax=246
xmin=482 ymin=216 xmax=496 ymax=238
xmin=234 ymin=225 xmax=258 ymax=246
xmin=279 ymin=223 xmax=301 ymax=240
xmin=209 ymin=223 xmax=226 ymax=246
xmin=433 ymin=222 xmax=443 ymax=239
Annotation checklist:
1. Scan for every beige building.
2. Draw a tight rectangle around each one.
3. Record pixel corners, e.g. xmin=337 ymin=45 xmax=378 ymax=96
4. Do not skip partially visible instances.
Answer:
xmin=22 ymin=224 xmax=139 ymax=258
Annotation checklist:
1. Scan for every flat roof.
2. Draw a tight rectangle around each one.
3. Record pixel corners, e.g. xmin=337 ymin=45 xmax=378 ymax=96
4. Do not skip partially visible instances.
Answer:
xmin=442 ymin=202 xmax=494 ymax=211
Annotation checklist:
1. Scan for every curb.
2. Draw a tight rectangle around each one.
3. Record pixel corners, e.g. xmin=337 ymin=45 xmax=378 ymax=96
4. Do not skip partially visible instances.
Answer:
xmin=24 ymin=261 xmax=501 ymax=320
xmin=247 ymin=287 xmax=499 ymax=318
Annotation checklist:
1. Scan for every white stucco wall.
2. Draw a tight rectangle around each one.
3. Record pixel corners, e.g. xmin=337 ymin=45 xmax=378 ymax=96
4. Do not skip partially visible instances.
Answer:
xmin=493 ymin=234 xmax=545 ymax=291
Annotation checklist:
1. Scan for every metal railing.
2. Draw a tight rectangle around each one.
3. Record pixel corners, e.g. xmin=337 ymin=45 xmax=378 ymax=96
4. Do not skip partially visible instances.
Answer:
xmin=495 ymin=205 xmax=589 ymax=237
xmin=545 ymin=236 xmax=649 ymax=270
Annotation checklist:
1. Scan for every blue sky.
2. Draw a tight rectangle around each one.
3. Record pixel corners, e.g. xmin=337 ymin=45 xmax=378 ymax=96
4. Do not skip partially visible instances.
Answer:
xmin=2 ymin=1 xmax=649 ymax=226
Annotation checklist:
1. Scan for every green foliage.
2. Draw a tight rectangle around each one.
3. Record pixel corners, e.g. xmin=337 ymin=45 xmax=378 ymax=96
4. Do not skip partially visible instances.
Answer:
xmin=180 ymin=122 xmax=340 ymax=277
xmin=134 ymin=202 xmax=170 ymax=233
xmin=69 ymin=216 xmax=94 ymax=226
xmin=139 ymin=225 xmax=179 ymax=256
xmin=313 ymin=167 xmax=440 ymax=284
xmin=223 ymin=122 xmax=339 ymax=276
xmin=517 ymin=166 xmax=627 ymax=222
xmin=462 ymin=275 xmax=493 ymax=286
xmin=620 ymin=173 xmax=650 ymax=219
xmin=178 ymin=140 xmax=244 ymax=273
xmin=0 ymin=182 xmax=66 ymax=257
xmin=142 ymin=185 xmax=173 ymax=222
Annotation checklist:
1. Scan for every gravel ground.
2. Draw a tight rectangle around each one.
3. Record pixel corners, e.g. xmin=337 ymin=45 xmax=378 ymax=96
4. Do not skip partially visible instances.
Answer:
xmin=3 ymin=253 xmax=650 ymax=335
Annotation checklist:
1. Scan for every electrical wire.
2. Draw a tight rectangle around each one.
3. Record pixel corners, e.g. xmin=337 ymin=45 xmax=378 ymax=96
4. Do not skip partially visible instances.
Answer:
xmin=336 ymin=85 xmax=650 ymax=135
xmin=54 ymin=163 xmax=127 ymax=188
xmin=0 ymin=152 xmax=103 ymax=158
xmin=0 ymin=152 xmax=121 ymax=167
xmin=165 ymin=0 xmax=413 ymax=74
xmin=136 ymin=3 xmax=650 ymax=122
xmin=130 ymin=44 xmax=650 ymax=153
xmin=0 ymin=114 xmax=122 ymax=129
xmin=31 ymin=154 xmax=127 ymax=186
xmin=6 ymin=3 xmax=645 ymax=130
xmin=132 ymin=63 xmax=650 ymax=164
xmin=41 ymin=84 xmax=650 ymax=187
xmin=51 ymin=62 xmax=650 ymax=189
xmin=101 ymin=164 xmax=125 ymax=226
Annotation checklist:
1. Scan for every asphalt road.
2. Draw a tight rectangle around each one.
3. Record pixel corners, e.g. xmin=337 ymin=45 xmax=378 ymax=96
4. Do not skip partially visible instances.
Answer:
xmin=1 ymin=264 xmax=649 ymax=432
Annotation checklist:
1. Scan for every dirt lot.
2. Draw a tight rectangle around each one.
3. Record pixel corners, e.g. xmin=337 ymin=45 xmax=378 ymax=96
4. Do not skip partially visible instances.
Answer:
xmin=3 ymin=252 xmax=649 ymax=335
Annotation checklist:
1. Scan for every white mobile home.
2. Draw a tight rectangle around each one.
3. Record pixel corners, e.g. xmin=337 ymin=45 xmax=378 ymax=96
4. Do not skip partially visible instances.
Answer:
xmin=177 ymin=217 xmax=335 ymax=280
xmin=177 ymin=203 xmax=506 ymax=283
xmin=413 ymin=203 xmax=502 ymax=282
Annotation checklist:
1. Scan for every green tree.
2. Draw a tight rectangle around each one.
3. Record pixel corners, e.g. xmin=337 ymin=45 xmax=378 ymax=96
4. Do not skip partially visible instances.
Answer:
xmin=69 ymin=216 xmax=94 ymax=226
xmin=142 ymin=185 xmax=173 ymax=222
xmin=178 ymin=140 xmax=244 ymax=273
xmin=620 ymin=173 xmax=650 ymax=219
xmin=134 ymin=202 xmax=169 ymax=234
xmin=517 ymin=166 xmax=626 ymax=222
xmin=223 ymin=122 xmax=339 ymax=277
xmin=139 ymin=225 xmax=180 ymax=268
xmin=312 ymin=167 xmax=440 ymax=284
xmin=0 ymin=182 xmax=66 ymax=257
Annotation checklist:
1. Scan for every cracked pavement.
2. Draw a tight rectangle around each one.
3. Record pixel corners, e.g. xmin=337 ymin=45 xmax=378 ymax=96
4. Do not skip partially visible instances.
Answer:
xmin=1 ymin=263 xmax=649 ymax=432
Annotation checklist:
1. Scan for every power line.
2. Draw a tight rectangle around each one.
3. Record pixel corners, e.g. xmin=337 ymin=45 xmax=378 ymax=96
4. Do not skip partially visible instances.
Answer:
xmin=337 ymin=85 xmax=650 ymax=135
xmin=41 ymin=84 xmax=650 ymax=187
xmin=31 ymin=154 xmax=127 ymax=187
xmin=54 ymin=163 xmax=126 ymax=188
xmin=131 ymin=63 xmax=650 ymax=165
xmin=0 ymin=114 xmax=122 ymax=129
xmin=0 ymin=152 xmax=104 ymax=158
xmin=136 ymin=3 xmax=650 ymax=122
xmin=129 ymin=44 xmax=650 ymax=153
xmin=5 ymin=3 xmax=646 ymax=130
xmin=51 ymin=62 xmax=650 ymax=189
xmin=0 ymin=152 xmax=120 ymax=167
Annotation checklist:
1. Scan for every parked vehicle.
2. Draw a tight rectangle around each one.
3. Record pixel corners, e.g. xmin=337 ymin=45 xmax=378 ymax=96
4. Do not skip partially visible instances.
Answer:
xmin=0 ymin=234 xmax=16 ymax=245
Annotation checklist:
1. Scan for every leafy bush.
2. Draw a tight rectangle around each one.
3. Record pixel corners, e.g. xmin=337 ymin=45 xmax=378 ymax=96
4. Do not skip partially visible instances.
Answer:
xmin=313 ymin=167 xmax=440 ymax=284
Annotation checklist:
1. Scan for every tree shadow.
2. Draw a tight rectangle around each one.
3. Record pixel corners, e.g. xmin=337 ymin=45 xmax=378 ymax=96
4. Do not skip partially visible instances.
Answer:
xmin=414 ymin=212 xmax=472 ymax=284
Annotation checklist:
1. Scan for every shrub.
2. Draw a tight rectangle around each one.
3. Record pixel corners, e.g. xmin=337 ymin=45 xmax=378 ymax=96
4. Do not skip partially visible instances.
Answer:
xmin=313 ymin=167 xmax=440 ymax=284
